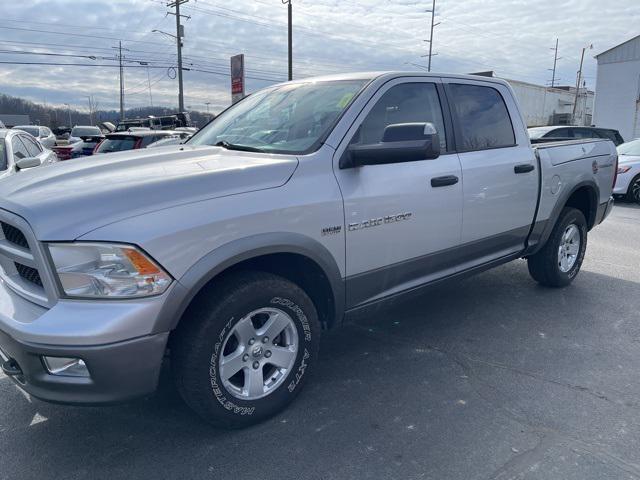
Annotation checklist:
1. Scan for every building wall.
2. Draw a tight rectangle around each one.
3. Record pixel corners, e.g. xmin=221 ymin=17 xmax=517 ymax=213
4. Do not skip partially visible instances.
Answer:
xmin=593 ymin=58 xmax=640 ymax=141
xmin=507 ymin=80 xmax=593 ymax=127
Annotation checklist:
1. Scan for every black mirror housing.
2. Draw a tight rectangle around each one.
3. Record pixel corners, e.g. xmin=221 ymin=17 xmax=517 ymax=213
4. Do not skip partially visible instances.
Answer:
xmin=340 ymin=122 xmax=440 ymax=169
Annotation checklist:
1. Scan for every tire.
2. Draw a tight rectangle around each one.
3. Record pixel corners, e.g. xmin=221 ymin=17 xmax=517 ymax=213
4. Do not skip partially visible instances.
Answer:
xmin=171 ymin=271 xmax=321 ymax=428
xmin=527 ymin=207 xmax=587 ymax=288
xmin=625 ymin=174 xmax=640 ymax=204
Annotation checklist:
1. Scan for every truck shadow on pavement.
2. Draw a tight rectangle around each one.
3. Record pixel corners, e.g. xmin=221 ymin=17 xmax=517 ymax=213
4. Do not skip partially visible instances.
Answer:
xmin=2 ymin=260 xmax=640 ymax=479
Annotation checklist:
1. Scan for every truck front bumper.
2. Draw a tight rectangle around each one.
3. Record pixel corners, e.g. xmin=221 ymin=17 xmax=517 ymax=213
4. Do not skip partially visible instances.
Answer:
xmin=0 ymin=329 xmax=167 ymax=405
xmin=0 ymin=277 xmax=170 ymax=405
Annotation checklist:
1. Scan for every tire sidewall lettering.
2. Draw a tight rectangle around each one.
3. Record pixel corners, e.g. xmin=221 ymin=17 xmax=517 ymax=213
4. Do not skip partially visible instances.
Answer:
xmin=270 ymin=296 xmax=312 ymax=342
xmin=207 ymin=296 xmax=313 ymax=416
xmin=209 ymin=316 xmax=256 ymax=416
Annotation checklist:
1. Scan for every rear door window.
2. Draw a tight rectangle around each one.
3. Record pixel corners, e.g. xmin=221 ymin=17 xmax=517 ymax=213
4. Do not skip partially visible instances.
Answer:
xmin=447 ymin=84 xmax=515 ymax=151
xmin=11 ymin=136 xmax=30 ymax=161
xmin=21 ymin=135 xmax=43 ymax=157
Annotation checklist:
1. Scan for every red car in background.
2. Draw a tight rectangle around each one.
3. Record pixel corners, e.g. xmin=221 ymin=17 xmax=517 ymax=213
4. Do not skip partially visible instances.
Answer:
xmin=93 ymin=130 xmax=185 ymax=154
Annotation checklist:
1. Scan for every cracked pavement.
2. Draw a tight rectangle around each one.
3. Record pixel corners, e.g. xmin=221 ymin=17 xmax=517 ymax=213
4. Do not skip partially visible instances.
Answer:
xmin=1 ymin=202 xmax=639 ymax=480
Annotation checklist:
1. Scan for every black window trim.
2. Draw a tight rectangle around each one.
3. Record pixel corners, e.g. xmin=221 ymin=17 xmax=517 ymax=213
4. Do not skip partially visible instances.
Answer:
xmin=443 ymin=82 xmax=518 ymax=154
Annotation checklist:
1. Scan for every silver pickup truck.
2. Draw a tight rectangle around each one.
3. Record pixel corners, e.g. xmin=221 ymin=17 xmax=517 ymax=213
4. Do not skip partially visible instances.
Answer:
xmin=0 ymin=72 xmax=616 ymax=428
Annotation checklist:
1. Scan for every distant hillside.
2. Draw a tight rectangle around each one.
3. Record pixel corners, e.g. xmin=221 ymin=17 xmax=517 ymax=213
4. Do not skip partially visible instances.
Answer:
xmin=0 ymin=93 xmax=213 ymax=128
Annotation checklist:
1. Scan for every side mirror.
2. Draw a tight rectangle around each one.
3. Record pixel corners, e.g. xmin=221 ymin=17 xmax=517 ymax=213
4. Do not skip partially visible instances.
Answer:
xmin=16 ymin=157 xmax=42 ymax=170
xmin=340 ymin=122 xmax=440 ymax=169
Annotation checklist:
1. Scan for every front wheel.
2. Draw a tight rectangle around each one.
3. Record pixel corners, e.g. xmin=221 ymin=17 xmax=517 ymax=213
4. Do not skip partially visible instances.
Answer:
xmin=626 ymin=175 xmax=640 ymax=204
xmin=527 ymin=207 xmax=587 ymax=287
xmin=171 ymin=271 xmax=320 ymax=428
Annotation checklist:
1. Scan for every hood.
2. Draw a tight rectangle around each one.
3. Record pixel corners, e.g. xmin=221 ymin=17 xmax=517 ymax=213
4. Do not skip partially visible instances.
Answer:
xmin=0 ymin=145 xmax=298 ymax=239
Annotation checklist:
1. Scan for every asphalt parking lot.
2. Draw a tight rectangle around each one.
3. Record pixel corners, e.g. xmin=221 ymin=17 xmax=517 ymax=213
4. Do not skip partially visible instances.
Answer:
xmin=1 ymin=202 xmax=639 ymax=480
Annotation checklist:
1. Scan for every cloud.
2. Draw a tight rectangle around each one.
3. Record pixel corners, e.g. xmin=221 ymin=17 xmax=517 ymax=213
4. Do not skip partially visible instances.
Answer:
xmin=0 ymin=0 xmax=637 ymax=113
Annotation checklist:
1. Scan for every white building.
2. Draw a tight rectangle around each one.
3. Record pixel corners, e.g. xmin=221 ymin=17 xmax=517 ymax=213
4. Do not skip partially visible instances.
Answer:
xmin=471 ymin=71 xmax=594 ymax=127
xmin=593 ymin=35 xmax=640 ymax=141
xmin=508 ymin=80 xmax=594 ymax=128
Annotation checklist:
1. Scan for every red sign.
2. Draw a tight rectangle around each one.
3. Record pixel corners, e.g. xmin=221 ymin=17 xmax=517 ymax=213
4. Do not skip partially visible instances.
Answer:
xmin=230 ymin=54 xmax=245 ymax=103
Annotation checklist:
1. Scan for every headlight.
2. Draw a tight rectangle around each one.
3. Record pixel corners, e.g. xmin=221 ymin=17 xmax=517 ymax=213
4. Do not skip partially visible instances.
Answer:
xmin=47 ymin=243 xmax=171 ymax=298
xmin=617 ymin=165 xmax=632 ymax=174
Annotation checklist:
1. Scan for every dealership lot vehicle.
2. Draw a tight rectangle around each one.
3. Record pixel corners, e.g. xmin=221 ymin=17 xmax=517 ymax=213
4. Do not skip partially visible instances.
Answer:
xmin=147 ymin=132 xmax=193 ymax=148
xmin=0 ymin=129 xmax=56 ymax=180
xmin=94 ymin=130 xmax=188 ymax=154
xmin=613 ymin=138 xmax=640 ymax=203
xmin=12 ymin=125 xmax=56 ymax=149
xmin=529 ymin=125 xmax=625 ymax=145
xmin=52 ymin=126 xmax=104 ymax=160
xmin=0 ymin=72 xmax=616 ymax=428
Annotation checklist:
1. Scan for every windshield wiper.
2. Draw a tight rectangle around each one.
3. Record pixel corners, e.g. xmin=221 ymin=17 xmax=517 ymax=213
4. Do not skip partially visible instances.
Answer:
xmin=214 ymin=141 xmax=265 ymax=153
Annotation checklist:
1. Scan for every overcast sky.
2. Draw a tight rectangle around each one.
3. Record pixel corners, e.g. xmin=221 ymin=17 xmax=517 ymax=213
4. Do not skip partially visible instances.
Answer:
xmin=1 ymin=0 xmax=638 ymax=113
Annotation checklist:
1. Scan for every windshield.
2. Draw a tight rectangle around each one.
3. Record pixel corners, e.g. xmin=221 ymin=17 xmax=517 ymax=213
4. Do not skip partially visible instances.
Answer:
xmin=189 ymin=79 xmax=368 ymax=154
xmin=527 ymin=127 xmax=553 ymax=139
xmin=14 ymin=126 xmax=39 ymax=137
xmin=618 ymin=139 xmax=640 ymax=156
xmin=71 ymin=127 xmax=101 ymax=137
xmin=95 ymin=137 xmax=137 ymax=153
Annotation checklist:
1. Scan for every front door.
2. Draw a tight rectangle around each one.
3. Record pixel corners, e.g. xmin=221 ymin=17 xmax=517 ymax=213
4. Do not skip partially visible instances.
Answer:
xmin=333 ymin=78 xmax=463 ymax=309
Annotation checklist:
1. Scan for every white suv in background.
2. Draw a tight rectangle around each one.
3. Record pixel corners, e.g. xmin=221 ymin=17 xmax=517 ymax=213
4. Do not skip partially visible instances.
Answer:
xmin=614 ymin=139 xmax=640 ymax=203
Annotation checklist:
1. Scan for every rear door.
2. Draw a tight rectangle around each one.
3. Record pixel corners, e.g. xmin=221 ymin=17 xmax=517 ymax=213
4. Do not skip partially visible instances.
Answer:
xmin=333 ymin=78 xmax=463 ymax=308
xmin=444 ymin=79 xmax=538 ymax=268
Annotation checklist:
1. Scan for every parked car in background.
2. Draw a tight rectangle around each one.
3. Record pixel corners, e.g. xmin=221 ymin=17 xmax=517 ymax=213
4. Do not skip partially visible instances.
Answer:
xmin=12 ymin=125 xmax=56 ymax=149
xmin=147 ymin=131 xmax=193 ymax=148
xmin=52 ymin=126 xmax=104 ymax=160
xmin=613 ymin=139 xmax=640 ymax=203
xmin=529 ymin=126 xmax=625 ymax=145
xmin=0 ymin=129 xmax=56 ymax=179
xmin=115 ymin=112 xmax=193 ymax=132
xmin=94 ymin=130 xmax=184 ymax=154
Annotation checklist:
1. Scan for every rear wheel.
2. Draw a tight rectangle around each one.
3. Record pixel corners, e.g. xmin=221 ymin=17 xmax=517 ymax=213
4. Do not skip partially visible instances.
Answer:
xmin=626 ymin=175 xmax=640 ymax=204
xmin=171 ymin=271 xmax=320 ymax=428
xmin=527 ymin=207 xmax=587 ymax=287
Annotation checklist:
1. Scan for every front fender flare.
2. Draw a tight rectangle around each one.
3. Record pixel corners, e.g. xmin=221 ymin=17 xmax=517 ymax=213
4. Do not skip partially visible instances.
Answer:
xmin=154 ymin=233 xmax=345 ymax=332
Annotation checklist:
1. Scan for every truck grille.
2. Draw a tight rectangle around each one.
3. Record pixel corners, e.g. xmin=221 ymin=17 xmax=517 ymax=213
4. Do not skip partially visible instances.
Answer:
xmin=0 ymin=221 xmax=29 ymax=249
xmin=0 ymin=211 xmax=52 ymax=307
xmin=15 ymin=262 xmax=43 ymax=287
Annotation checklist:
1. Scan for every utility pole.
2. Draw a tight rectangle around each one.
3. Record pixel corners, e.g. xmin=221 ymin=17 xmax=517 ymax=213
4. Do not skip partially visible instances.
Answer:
xmin=550 ymin=38 xmax=560 ymax=88
xmin=147 ymin=66 xmax=154 ymax=107
xmin=117 ymin=41 xmax=125 ymax=121
xmin=168 ymin=0 xmax=188 ymax=112
xmin=282 ymin=0 xmax=292 ymax=80
xmin=64 ymin=103 xmax=72 ymax=127
xmin=572 ymin=44 xmax=593 ymax=124
xmin=424 ymin=0 xmax=440 ymax=72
